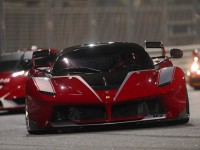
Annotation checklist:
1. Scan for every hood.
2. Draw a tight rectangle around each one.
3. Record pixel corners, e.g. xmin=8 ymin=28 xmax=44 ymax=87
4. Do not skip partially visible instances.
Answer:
xmin=34 ymin=69 xmax=164 ymax=104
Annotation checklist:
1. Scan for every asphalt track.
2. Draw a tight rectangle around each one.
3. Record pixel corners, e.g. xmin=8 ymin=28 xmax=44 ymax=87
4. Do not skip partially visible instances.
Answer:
xmin=0 ymin=85 xmax=200 ymax=150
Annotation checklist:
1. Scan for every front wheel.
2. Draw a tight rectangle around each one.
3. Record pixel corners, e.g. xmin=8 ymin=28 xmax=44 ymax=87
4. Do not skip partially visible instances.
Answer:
xmin=181 ymin=92 xmax=190 ymax=123
xmin=175 ymin=91 xmax=190 ymax=124
xmin=25 ymin=104 xmax=43 ymax=134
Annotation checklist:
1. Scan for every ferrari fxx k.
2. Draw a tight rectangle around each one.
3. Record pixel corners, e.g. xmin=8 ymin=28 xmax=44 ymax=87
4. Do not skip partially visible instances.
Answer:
xmin=187 ymin=49 xmax=200 ymax=89
xmin=24 ymin=42 xmax=189 ymax=134
xmin=0 ymin=51 xmax=33 ymax=110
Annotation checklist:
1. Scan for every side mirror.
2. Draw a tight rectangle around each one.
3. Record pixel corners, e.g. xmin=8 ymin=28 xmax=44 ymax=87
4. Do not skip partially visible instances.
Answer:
xmin=33 ymin=49 xmax=51 ymax=67
xmin=170 ymin=49 xmax=183 ymax=58
xmin=20 ymin=59 xmax=32 ymax=70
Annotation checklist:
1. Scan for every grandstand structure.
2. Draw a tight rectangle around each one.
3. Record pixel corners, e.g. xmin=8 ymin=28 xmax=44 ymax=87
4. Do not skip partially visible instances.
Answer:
xmin=0 ymin=0 xmax=200 ymax=53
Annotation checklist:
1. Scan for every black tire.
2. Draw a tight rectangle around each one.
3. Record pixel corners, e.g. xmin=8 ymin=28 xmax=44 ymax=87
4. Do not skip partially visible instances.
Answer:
xmin=186 ymin=92 xmax=190 ymax=115
xmin=176 ymin=91 xmax=190 ymax=124
xmin=25 ymin=105 xmax=43 ymax=134
xmin=170 ymin=90 xmax=190 ymax=125
xmin=182 ymin=91 xmax=190 ymax=123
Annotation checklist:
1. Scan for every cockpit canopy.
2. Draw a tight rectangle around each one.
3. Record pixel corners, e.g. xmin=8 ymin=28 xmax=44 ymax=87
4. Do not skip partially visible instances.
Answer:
xmin=52 ymin=43 xmax=154 ymax=75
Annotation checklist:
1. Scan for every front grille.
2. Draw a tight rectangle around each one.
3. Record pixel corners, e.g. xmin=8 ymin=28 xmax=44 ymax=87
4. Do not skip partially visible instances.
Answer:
xmin=52 ymin=105 xmax=106 ymax=122
xmin=146 ymin=99 xmax=164 ymax=115
xmin=112 ymin=101 xmax=139 ymax=118
xmin=112 ymin=98 xmax=164 ymax=119
xmin=52 ymin=98 xmax=164 ymax=124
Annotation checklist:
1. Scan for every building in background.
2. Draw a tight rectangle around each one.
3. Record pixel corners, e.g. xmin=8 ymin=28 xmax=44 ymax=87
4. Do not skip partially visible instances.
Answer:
xmin=0 ymin=0 xmax=200 ymax=53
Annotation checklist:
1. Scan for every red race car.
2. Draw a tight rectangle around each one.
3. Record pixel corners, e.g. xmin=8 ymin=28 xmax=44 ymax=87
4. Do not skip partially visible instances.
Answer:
xmin=24 ymin=42 xmax=189 ymax=134
xmin=187 ymin=49 xmax=200 ymax=89
xmin=0 ymin=51 xmax=33 ymax=111
xmin=0 ymin=48 xmax=58 ymax=111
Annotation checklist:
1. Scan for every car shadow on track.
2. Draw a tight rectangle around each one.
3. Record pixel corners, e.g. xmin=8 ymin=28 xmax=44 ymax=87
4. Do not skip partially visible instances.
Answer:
xmin=0 ymin=110 xmax=24 ymax=116
xmin=25 ymin=121 xmax=193 ymax=136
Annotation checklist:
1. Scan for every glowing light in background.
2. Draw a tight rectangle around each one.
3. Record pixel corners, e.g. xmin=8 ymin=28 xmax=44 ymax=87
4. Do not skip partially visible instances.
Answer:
xmin=191 ymin=62 xmax=199 ymax=72
xmin=194 ymin=57 xmax=198 ymax=62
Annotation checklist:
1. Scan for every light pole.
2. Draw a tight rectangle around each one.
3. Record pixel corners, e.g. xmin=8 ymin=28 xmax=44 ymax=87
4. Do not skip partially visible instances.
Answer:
xmin=0 ymin=0 xmax=5 ymax=55
xmin=89 ymin=0 xmax=97 ymax=43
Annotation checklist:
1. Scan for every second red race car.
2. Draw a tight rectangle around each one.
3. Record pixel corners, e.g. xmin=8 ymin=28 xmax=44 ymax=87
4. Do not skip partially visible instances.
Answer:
xmin=0 ymin=48 xmax=58 ymax=111
xmin=24 ymin=42 xmax=189 ymax=134
xmin=0 ymin=51 xmax=32 ymax=111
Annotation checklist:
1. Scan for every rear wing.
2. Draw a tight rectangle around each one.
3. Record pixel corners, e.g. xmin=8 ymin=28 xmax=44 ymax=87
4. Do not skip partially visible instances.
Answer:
xmin=145 ymin=41 xmax=166 ymax=57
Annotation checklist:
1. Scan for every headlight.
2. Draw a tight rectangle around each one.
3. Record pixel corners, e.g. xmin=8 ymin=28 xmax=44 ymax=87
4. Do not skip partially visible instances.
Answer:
xmin=158 ymin=67 xmax=174 ymax=87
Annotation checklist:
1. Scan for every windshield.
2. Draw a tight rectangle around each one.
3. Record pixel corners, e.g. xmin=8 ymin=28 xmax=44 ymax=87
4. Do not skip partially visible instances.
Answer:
xmin=0 ymin=60 xmax=23 ymax=72
xmin=53 ymin=44 xmax=154 ymax=75
xmin=0 ymin=52 xmax=32 ymax=72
